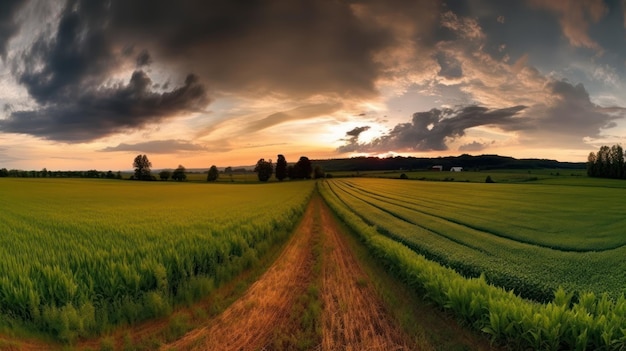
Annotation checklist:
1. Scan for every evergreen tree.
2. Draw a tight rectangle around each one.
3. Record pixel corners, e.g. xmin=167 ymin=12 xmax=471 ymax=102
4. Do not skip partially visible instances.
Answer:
xmin=275 ymin=154 xmax=287 ymax=181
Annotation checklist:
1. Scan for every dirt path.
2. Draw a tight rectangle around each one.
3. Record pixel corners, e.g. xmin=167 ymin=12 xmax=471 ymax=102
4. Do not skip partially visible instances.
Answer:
xmin=163 ymin=194 xmax=415 ymax=350
xmin=319 ymin=198 xmax=413 ymax=350
xmin=162 ymin=197 xmax=318 ymax=351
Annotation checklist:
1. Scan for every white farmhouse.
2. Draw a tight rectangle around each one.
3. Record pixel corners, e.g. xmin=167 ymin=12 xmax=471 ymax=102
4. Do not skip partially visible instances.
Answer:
xmin=450 ymin=167 xmax=463 ymax=172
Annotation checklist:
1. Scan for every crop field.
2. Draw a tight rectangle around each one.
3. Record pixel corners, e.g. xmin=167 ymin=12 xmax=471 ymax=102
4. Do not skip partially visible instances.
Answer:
xmin=322 ymin=178 xmax=626 ymax=299
xmin=0 ymin=178 xmax=314 ymax=341
xmin=320 ymin=178 xmax=626 ymax=349
xmin=326 ymin=168 xmax=620 ymax=186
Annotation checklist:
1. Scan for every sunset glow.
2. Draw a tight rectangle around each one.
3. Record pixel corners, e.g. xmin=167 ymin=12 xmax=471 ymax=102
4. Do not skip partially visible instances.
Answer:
xmin=1 ymin=0 xmax=625 ymax=170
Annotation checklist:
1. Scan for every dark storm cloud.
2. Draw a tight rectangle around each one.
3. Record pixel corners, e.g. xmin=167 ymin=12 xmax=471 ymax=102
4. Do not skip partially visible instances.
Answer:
xmin=1 ymin=72 xmax=207 ymax=141
xmin=435 ymin=52 xmax=463 ymax=79
xmin=4 ymin=1 xmax=210 ymax=141
xmin=14 ymin=1 xmax=116 ymax=104
xmin=0 ymin=0 xmax=27 ymax=60
xmin=100 ymin=140 xmax=207 ymax=154
xmin=339 ymin=105 xmax=527 ymax=152
xmin=103 ymin=0 xmax=395 ymax=99
xmin=523 ymin=80 xmax=624 ymax=145
xmin=136 ymin=50 xmax=152 ymax=68
xmin=4 ymin=0 xmax=413 ymax=142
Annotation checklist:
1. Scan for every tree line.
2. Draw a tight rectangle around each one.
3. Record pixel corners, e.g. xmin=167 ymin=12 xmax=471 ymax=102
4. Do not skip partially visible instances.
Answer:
xmin=587 ymin=144 xmax=626 ymax=179
xmin=0 ymin=167 xmax=122 ymax=179
xmin=132 ymin=154 xmax=325 ymax=182
xmin=254 ymin=155 xmax=325 ymax=182
xmin=1 ymin=154 xmax=325 ymax=182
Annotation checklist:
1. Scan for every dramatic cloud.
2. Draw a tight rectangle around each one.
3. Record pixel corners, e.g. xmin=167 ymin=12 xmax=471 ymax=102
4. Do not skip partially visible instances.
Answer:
xmin=103 ymin=0 xmax=395 ymax=99
xmin=339 ymin=105 xmax=527 ymax=153
xmin=0 ymin=0 xmax=26 ymax=60
xmin=522 ymin=80 xmax=624 ymax=146
xmin=339 ymin=79 xmax=623 ymax=154
xmin=0 ymin=1 xmax=210 ymax=142
xmin=528 ymin=0 xmax=607 ymax=52
xmin=337 ymin=126 xmax=371 ymax=153
xmin=100 ymin=139 xmax=207 ymax=154
xmin=1 ymin=1 xmax=625 ymax=169
xmin=1 ymin=72 xmax=208 ymax=141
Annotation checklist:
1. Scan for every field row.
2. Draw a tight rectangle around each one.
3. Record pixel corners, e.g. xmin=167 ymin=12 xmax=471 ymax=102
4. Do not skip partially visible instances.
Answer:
xmin=319 ymin=179 xmax=626 ymax=350
xmin=0 ymin=179 xmax=315 ymax=341
xmin=323 ymin=178 xmax=626 ymax=301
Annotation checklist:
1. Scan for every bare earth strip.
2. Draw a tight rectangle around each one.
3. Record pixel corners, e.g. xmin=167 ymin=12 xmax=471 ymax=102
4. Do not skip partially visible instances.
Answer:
xmin=164 ymin=194 xmax=415 ymax=350
xmin=318 ymin=196 xmax=414 ymax=351
xmin=161 ymin=196 xmax=318 ymax=351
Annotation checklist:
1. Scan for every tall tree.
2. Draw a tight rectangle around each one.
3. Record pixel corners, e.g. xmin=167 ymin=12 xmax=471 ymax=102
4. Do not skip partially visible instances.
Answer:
xmin=133 ymin=154 xmax=152 ymax=180
xmin=598 ymin=145 xmax=610 ymax=177
xmin=294 ymin=156 xmax=312 ymax=179
xmin=172 ymin=165 xmax=187 ymax=181
xmin=286 ymin=165 xmax=296 ymax=180
xmin=587 ymin=144 xmax=626 ymax=179
xmin=587 ymin=152 xmax=597 ymax=177
xmin=207 ymin=165 xmax=219 ymax=181
xmin=609 ymin=144 xmax=624 ymax=179
xmin=254 ymin=158 xmax=273 ymax=182
xmin=275 ymin=154 xmax=287 ymax=181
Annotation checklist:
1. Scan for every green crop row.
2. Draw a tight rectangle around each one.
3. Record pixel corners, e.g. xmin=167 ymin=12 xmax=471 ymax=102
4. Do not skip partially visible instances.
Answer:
xmin=319 ymin=180 xmax=626 ymax=350
xmin=325 ymin=178 xmax=626 ymax=301
xmin=0 ymin=179 xmax=315 ymax=341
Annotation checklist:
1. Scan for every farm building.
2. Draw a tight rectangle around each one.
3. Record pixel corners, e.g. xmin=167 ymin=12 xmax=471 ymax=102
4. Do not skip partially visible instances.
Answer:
xmin=450 ymin=167 xmax=463 ymax=172
xmin=431 ymin=165 xmax=443 ymax=171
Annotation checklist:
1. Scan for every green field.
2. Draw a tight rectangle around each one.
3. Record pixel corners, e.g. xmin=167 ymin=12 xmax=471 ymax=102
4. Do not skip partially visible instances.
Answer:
xmin=319 ymin=178 xmax=626 ymax=350
xmin=323 ymin=178 xmax=626 ymax=300
xmin=326 ymin=168 xmax=626 ymax=188
xmin=0 ymin=178 xmax=314 ymax=340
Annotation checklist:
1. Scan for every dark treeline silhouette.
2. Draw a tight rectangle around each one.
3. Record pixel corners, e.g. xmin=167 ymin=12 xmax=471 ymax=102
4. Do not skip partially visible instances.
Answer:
xmin=587 ymin=145 xmax=626 ymax=179
xmin=313 ymin=154 xmax=585 ymax=172
xmin=254 ymin=155 xmax=322 ymax=182
xmin=0 ymin=167 xmax=122 ymax=179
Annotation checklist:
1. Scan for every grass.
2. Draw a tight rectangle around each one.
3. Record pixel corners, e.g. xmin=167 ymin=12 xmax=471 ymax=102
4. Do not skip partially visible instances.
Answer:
xmin=0 ymin=178 xmax=315 ymax=341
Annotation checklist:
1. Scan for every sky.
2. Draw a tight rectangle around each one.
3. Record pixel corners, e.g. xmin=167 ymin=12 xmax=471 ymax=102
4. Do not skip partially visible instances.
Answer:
xmin=1 ymin=0 xmax=626 ymax=170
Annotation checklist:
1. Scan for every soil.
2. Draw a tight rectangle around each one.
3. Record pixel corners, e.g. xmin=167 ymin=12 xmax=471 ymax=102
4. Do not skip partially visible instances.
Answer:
xmin=318 ymin=196 xmax=413 ymax=350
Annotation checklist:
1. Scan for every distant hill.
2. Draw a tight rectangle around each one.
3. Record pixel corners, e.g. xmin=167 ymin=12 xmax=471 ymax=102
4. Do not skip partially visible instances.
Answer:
xmin=311 ymin=154 xmax=586 ymax=172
